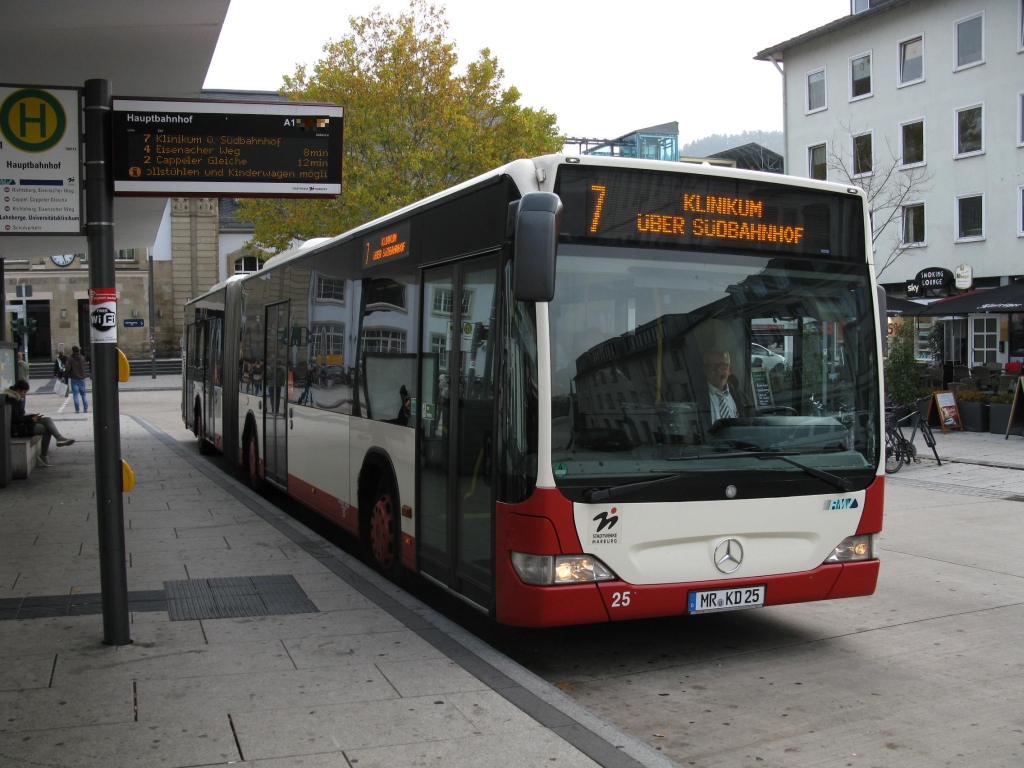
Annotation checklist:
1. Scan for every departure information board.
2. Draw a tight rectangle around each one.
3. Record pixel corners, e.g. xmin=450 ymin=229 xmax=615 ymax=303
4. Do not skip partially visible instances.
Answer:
xmin=556 ymin=164 xmax=865 ymax=260
xmin=111 ymin=99 xmax=343 ymax=198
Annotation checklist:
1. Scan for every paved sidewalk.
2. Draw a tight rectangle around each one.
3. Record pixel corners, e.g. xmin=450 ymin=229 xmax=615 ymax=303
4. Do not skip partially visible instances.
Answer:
xmin=884 ymin=421 xmax=1024 ymax=499
xmin=4 ymin=387 xmax=1022 ymax=767
xmin=33 ymin=373 xmax=183 ymax=394
xmin=0 ymin=407 xmax=675 ymax=768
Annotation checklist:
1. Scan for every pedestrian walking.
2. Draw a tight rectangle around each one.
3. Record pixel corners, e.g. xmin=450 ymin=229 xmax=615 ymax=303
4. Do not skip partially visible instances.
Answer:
xmin=16 ymin=351 xmax=29 ymax=383
xmin=67 ymin=345 xmax=89 ymax=413
xmin=4 ymin=380 xmax=75 ymax=466
xmin=53 ymin=350 xmax=68 ymax=382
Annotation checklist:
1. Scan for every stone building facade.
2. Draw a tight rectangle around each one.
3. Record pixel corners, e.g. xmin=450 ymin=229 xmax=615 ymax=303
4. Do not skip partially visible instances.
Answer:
xmin=3 ymin=195 xmax=259 ymax=364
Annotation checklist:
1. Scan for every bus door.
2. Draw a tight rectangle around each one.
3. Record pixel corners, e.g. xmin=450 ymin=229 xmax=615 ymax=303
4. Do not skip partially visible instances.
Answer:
xmin=206 ymin=317 xmax=222 ymax=446
xmin=263 ymin=301 xmax=290 ymax=488
xmin=418 ymin=254 xmax=499 ymax=609
xmin=184 ymin=321 xmax=197 ymax=427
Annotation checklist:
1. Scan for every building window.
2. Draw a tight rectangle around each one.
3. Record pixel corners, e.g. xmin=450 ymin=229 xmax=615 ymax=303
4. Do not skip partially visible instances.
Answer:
xmin=898 ymin=35 xmax=924 ymax=85
xmin=852 ymin=132 xmax=872 ymax=176
xmin=315 ymin=275 xmax=345 ymax=303
xmin=430 ymin=333 xmax=449 ymax=372
xmin=807 ymin=144 xmax=827 ymax=180
xmin=1018 ymin=92 xmax=1024 ymax=147
xmin=972 ymin=317 xmax=997 ymax=364
xmin=234 ymin=256 xmax=263 ymax=275
xmin=955 ymin=13 xmax=984 ymax=70
xmin=850 ymin=52 xmax=872 ymax=100
xmin=956 ymin=194 xmax=984 ymax=241
xmin=806 ymin=68 xmax=827 ymax=113
xmin=902 ymin=203 xmax=925 ymax=245
xmin=1020 ymin=0 xmax=1024 ymax=52
xmin=955 ymin=104 xmax=983 ymax=157
xmin=311 ymin=323 xmax=345 ymax=363
xmin=115 ymin=248 xmax=142 ymax=262
xmin=431 ymin=287 xmax=472 ymax=316
xmin=1018 ymin=186 xmax=1024 ymax=237
xmin=365 ymin=277 xmax=407 ymax=312
xmin=361 ymin=328 xmax=406 ymax=354
xmin=900 ymin=119 xmax=925 ymax=166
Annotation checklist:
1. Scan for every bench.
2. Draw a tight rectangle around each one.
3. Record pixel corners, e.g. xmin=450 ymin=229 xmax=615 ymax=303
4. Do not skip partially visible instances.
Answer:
xmin=10 ymin=435 xmax=42 ymax=478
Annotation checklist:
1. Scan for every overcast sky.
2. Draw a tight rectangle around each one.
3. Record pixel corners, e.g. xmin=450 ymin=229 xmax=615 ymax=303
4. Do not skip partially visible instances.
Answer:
xmin=205 ymin=0 xmax=850 ymax=146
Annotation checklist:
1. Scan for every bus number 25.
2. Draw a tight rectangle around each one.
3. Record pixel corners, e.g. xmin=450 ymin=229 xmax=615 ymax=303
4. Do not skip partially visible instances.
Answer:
xmin=611 ymin=591 xmax=632 ymax=608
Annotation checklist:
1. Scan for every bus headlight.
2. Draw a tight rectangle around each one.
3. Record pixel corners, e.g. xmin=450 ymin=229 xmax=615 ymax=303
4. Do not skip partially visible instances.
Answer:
xmin=510 ymin=552 xmax=617 ymax=586
xmin=824 ymin=534 xmax=876 ymax=563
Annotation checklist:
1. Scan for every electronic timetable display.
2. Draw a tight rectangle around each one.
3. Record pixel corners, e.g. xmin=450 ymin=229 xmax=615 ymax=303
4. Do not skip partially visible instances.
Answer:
xmin=111 ymin=99 xmax=343 ymax=198
xmin=555 ymin=165 xmax=864 ymax=260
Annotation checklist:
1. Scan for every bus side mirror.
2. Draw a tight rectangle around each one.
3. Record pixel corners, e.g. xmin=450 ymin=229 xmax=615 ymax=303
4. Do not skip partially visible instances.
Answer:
xmin=513 ymin=192 xmax=563 ymax=303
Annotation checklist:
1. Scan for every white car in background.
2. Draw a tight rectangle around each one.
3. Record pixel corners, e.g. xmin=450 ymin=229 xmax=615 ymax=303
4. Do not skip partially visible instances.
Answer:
xmin=751 ymin=343 xmax=786 ymax=372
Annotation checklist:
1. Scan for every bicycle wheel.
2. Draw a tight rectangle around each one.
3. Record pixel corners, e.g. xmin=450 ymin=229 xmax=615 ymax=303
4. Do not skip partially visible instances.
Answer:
xmin=885 ymin=428 xmax=904 ymax=474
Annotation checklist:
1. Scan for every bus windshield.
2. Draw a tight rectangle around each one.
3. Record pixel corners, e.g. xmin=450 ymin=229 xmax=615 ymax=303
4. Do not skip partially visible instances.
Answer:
xmin=549 ymin=243 xmax=880 ymax=497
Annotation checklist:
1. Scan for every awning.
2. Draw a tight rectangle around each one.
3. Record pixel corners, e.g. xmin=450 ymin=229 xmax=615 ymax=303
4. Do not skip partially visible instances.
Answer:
xmin=918 ymin=281 xmax=1024 ymax=315
xmin=884 ymin=296 xmax=927 ymax=317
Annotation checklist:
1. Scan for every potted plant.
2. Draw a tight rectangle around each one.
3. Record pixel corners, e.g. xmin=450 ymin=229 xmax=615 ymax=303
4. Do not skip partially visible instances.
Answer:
xmin=988 ymin=392 xmax=1020 ymax=435
xmin=956 ymin=388 xmax=990 ymax=432
xmin=884 ymin=321 xmax=921 ymax=407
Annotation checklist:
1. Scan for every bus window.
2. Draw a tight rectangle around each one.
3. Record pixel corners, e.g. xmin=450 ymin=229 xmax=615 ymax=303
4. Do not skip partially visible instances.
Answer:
xmin=360 ymin=273 xmax=420 ymax=426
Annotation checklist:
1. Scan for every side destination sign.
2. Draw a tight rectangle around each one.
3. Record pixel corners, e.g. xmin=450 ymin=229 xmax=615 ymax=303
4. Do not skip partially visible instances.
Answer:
xmin=363 ymin=221 xmax=411 ymax=268
xmin=111 ymin=98 xmax=343 ymax=198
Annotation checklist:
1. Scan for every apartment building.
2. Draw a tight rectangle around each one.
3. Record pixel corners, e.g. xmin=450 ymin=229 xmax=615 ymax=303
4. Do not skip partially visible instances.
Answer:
xmin=757 ymin=0 xmax=1024 ymax=363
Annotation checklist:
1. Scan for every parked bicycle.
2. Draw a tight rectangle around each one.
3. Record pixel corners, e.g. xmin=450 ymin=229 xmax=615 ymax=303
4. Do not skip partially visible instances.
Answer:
xmin=885 ymin=398 xmax=941 ymax=474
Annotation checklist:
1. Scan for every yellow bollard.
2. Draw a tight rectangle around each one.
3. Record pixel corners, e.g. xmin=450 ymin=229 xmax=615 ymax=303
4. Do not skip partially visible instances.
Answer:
xmin=117 ymin=349 xmax=131 ymax=382
xmin=121 ymin=459 xmax=135 ymax=492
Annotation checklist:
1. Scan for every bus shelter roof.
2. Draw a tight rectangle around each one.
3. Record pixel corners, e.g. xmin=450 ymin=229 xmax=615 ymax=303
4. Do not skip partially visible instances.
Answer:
xmin=918 ymin=281 xmax=1024 ymax=316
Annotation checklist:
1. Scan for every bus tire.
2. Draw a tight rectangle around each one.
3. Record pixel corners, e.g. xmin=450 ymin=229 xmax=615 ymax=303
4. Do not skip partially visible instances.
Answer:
xmin=245 ymin=425 xmax=265 ymax=493
xmin=195 ymin=403 xmax=214 ymax=455
xmin=368 ymin=474 xmax=401 ymax=580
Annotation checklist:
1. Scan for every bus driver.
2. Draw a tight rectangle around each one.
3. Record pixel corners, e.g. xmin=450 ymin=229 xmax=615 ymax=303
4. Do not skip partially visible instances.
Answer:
xmin=702 ymin=348 xmax=752 ymax=424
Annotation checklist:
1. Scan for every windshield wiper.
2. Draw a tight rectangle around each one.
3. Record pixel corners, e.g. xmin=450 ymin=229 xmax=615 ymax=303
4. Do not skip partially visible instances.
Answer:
xmin=584 ymin=449 xmax=780 ymax=502
xmin=675 ymin=446 xmax=855 ymax=491
xmin=582 ymin=472 xmax=688 ymax=503
xmin=583 ymin=448 xmax=854 ymax=503
xmin=756 ymin=452 xmax=854 ymax=492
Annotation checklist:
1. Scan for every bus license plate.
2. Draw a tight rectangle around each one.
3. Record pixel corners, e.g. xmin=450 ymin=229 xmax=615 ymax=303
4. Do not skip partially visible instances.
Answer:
xmin=688 ymin=586 xmax=765 ymax=614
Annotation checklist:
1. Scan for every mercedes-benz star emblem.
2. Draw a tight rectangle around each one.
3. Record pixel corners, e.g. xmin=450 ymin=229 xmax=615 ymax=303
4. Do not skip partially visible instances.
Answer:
xmin=714 ymin=538 xmax=744 ymax=574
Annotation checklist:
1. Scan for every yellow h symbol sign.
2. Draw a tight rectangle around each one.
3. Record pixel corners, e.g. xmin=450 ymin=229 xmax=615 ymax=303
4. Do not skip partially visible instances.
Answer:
xmin=0 ymin=88 xmax=67 ymax=152
xmin=16 ymin=99 xmax=49 ymax=141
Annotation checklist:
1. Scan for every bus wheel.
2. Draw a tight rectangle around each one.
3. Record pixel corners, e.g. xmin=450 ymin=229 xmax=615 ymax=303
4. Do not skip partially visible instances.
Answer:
xmin=196 ymin=404 xmax=213 ymax=455
xmin=369 ymin=477 xmax=399 ymax=578
xmin=246 ymin=429 xmax=265 ymax=492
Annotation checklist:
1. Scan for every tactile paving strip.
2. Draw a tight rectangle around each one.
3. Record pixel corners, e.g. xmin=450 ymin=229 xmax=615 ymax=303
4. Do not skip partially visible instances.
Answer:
xmin=164 ymin=574 xmax=318 ymax=621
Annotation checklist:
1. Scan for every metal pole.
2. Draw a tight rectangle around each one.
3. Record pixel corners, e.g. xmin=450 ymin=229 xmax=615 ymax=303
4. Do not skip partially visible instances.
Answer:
xmin=148 ymin=249 xmax=156 ymax=379
xmin=22 ymin=285 xmax=28 ymax=366
xmin=84 ymin=79 xmax=131 ymax=646
xmin=0 ymin=258 xmax=5 ymax=343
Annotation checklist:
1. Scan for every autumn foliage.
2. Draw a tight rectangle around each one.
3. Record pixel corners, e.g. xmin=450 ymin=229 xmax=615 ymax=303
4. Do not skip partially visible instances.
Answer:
xmin=241 ymin=1 xmax=563 ymax=251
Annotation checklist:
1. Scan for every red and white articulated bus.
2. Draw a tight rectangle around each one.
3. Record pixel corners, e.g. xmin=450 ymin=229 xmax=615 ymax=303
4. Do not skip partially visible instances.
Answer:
xmin=184 ymin=154 xmax=884 ymax=627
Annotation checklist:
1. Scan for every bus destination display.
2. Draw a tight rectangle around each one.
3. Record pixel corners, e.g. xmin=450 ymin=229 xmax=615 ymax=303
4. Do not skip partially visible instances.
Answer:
xmin=112 ymin=99 xmax=344 ymax=198
xmin=363 ymin=221 xmax=411 ymax=268
xmin=556 ymin=165 xmax=860 ymax=258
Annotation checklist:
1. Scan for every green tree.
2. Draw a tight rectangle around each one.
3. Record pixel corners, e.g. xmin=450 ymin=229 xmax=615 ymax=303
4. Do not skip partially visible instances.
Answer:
xmin=884 ymin=320 xmax=920 ymax=405
xmin=241 ymin=0 xmax=563 ymax=251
